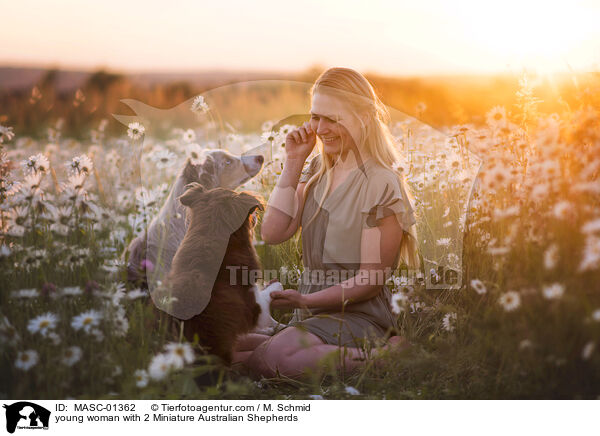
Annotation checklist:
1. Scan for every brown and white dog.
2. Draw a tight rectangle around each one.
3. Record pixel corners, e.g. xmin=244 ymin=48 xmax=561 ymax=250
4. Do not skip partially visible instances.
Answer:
xmin=158 ymin=182 xmax=281 ymax=364
xmin=125 ymin=149 xmax=264 ymax=287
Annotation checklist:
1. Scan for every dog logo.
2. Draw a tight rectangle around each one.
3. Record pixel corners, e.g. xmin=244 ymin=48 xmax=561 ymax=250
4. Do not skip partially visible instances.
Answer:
xmin=2 ymin=402 xmax=50 ymax=433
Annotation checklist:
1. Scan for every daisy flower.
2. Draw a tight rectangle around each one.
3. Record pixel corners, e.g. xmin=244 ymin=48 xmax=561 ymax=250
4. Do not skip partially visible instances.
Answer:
xmin=134 ymin=369 xmax=149 ymax=388
xmin=66 ymin=154 xmax=93 ymax=176
xmin=344 ymin=386 xmax=360 ymax=396
xmin=0 ymin=125 xmax=15 ymax=143
xmin=436 ymin=238 xmax=451 ymax=247
xmin=442 ymin=312 xmax=457 ymax=332
xmin=148 ymin=353 xmax=176 ymax=381
xmin=470 ymin=279 xmax=487 ymax=295
xmin=15 ymin=350 xmax=38 ymax=371
xmin=498 ymin=291 xmax=521 ymax=312
xmin=150 ymin=149 xmax=177 ymax=169
xmin=544 ymin=244 xmax=559 ymax=270
xmin=582 ymin=341 xmax=595 ymax=360
xmin=542 ymin=283 xmax=565 ymax=300
xmin=519 ymin=339 xmax=533 ymax=350
xmin=486 ymin=106 xmax=507 ymax=131
xmin=185 ymin=143 xmax=205 ymax=165
xmin=553 ymin=201 xmax=573 ymax=220
xmin=582 ymin=218 xmax=600 ymax=234
xmin=21 ymin=153 xmax=50 ymax=175
xmin=578 ymin=235 xmax=600 ymax=272
xmin=11 ymin=288 xmax=39 ymax=299
xmin=591 ymin=309 xmax=600 ymax=322
xmin=191 ymin=95 xmax=209 ymax=113
xmin=27 ymin=312 xmax=59 ymax=337
xmin=61 ymin=286 xmax=83 ymax=297
xmin=181 ymin=129 xmax=196 ymax=143
xmin=71 ymin=309 xmax=102 ymax=333
xmin=164 ymin=342 xmax=195 ymax=368
xmin=390 ymin=292 xmax=408 ymax=315
xmin=62 ymin=346 xmax=82 ymax=366
xmin=127 ymin=122 xmax=145 ymax=140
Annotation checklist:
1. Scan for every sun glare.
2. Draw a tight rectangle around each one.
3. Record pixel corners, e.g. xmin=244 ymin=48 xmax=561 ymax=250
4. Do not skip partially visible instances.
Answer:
xmin=455 ymin=0 xmax=596 ymax=73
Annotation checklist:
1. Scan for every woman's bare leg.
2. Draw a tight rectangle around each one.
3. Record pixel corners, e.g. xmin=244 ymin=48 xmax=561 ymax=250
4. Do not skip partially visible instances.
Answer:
xmin=231 ymin=333 xmax=272 ymax=369
xmin=244 ymin=327 xmax=372 ymax=378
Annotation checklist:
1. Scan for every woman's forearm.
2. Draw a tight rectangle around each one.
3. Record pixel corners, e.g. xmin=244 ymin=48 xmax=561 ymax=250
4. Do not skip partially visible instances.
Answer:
xmin=303 ymin=270 xmax=381 ymax=310
xmin=261 ymin=158 xmax=305 ymax=241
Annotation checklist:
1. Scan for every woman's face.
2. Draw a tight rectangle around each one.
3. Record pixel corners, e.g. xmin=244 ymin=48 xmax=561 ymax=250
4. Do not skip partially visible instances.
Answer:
xmin=310 ymin=92 xmax=364 ymax=158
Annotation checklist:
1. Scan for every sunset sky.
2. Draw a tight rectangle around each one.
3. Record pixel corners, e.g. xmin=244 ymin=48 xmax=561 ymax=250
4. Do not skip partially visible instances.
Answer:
xmin=2 ymin=0 xmax=599 ymax=75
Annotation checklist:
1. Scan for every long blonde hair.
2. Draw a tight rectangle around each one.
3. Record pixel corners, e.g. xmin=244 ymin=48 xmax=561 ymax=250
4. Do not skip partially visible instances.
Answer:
xmin=303 ymin=67 xmax=421 ymax=270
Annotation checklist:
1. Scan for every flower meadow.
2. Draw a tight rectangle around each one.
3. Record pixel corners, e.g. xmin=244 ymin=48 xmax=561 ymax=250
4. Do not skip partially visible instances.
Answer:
xmin=1 ymin=75 xmax=599 ymax=400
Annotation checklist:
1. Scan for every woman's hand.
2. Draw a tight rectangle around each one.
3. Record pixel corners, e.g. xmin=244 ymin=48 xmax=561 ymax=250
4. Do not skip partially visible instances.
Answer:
xmin=270 ymin=289 xmax=307 ymax=310
xmin=285 ymin=121 xmax=317 ymax=162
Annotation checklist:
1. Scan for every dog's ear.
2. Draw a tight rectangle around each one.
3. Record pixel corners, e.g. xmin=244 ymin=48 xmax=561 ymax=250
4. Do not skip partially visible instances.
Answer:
xmin=182 ymin=158 xmax=201 ymax=184
xmin=178 ymin=182 xmax=205 ymax=206
xmin=219 ymin=192 xmax=264 ymax=232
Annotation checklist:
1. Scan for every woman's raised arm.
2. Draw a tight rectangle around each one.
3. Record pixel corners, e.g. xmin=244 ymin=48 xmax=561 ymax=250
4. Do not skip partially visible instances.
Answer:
xmin=260 ymin=122 xmax=316 ymax=244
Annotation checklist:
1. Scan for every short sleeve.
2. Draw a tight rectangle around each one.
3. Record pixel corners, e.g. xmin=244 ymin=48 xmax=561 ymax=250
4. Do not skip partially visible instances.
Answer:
xmin=361 ymin=171 xmax=417 ymax=231
xmin=299 ymin=155 xmax=321 ymax=184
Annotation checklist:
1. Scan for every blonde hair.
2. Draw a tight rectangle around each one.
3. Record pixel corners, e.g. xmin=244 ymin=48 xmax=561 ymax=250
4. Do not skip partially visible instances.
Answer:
xmin=303 ymin=67 xmax=420 ymax=270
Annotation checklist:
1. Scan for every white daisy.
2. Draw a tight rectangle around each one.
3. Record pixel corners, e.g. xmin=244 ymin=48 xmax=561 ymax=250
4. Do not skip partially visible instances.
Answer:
xmin=519 ymin=339 xmax=533 ymax=350
xmin=61 ymin=286 xmax=83 ymax=297
xmin=127 ymin=122 xmax=145 ymax=140
xmin=62 ymin=346 xmax=82 ymax=366
xmin=553 ymin=201 xmax=572 ymax=220
xmin=21 ymin=153 xmax=49 ymax=175
xmin=582 ymin=341 xmax=595 ymax=360
xmin=344 ymin=386 xmax=360 ymax=396
xmin=66 ymin=154 xmax=94 ymax=176
xmin=150 ymin=149 xmax=177 ymax=169
xmin=134 ymin=369 xmax=149 ymax=388
xmin=11 ymin=288 xmax=39 ymax=299
xmin=164 ymin=342 xmax=195 ymax=368
xmin=591 ymin=309 xmax=600 ymax=322
xmin=27 ymin=312 xmax=59 ymax=337
xmin=544 ymin=244 xmax=559 ymax=270
xmin=390 ymin=293 xmax=408 ymax=314
xmin=436 ymin=238 xmax=451 ymax=247
xmin=582 ymin=218 xmax=600 ymax=234
xmin=498 ymin=291 xmax=521 ymax=312
xmin=15 ymin=350 xmax=39 ymax=371
xmin=185 ymin=143 xmax=205 ymax=165
xmin=181 ymin=129 xmax=196 ymax=143
xmin=470 ymin=279 xmax=487 ymax=295
xmin=542 ymin=283 xmax=565 ymax=300
xmin=442 ymin=312 xmax=457 ymax=332
xmin=578 ymin=235 xmax=600 ymax=272
xmin=71 ymin=309 xmax=102 ymax=333
xmin=486 ymin=106 xmax=507 ymax=130
xmin=191 ymin=95 xmax=209 ymax=113
xmin=0 ymin=125 xmax=15 ymax=143
xmin=148 ymin=353 xmax=176 ymax=381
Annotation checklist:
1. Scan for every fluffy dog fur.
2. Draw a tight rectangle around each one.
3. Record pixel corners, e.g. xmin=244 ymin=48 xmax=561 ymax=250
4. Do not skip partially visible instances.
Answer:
xmin=125 ymin=149 xmax=263 ymax=286
xmin=165 ymin=183 xmax=280 ymax=364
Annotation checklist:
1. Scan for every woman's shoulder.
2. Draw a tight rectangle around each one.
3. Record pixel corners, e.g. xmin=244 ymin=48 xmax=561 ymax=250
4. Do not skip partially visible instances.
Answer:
xmin=361 ymin=159 xmax=402 ymax=189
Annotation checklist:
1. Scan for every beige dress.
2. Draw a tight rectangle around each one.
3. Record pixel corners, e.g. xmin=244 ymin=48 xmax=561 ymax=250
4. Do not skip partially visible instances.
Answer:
xmin=286 ymin=154 xmax=417 ymax=348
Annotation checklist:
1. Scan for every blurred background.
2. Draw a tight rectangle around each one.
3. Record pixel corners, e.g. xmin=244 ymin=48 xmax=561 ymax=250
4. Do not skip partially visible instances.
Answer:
xmin=2 ymin=0 xmax=599 ymax=138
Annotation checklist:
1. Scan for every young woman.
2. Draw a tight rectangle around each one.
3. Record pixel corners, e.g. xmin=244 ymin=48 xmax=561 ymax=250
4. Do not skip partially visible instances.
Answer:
xmin=233 ymin=67 xmax=420 ymax=378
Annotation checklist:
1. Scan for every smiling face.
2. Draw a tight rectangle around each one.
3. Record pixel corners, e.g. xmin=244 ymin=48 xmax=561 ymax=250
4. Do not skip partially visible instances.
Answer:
xmin=310 ymin=92 xmax=364 ymax=158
